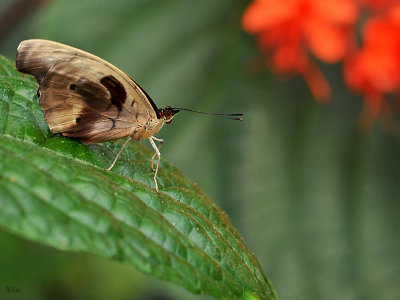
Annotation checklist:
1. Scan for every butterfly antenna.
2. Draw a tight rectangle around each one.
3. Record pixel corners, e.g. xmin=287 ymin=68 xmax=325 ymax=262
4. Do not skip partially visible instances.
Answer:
xmin=172 ymin=107 xmax=243 ymax=121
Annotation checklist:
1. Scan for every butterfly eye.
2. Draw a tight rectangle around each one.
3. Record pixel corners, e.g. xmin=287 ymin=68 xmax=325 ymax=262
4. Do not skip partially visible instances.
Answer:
xmin=160 ymin=106 xmax=180 ymax=123
xmin=159 ymin=106 xmax=172 ymax=120
xmin=163 ymin=110 xmax=174 ymax=120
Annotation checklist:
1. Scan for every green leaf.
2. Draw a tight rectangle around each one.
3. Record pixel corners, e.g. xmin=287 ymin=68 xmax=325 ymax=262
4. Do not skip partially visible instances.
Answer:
xmin=0 ymin=56 xmax=277 ymax=299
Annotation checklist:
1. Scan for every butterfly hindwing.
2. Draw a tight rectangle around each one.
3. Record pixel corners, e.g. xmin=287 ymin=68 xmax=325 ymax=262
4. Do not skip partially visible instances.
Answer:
xmin=39 ymin=57 xmax=135 ymax=142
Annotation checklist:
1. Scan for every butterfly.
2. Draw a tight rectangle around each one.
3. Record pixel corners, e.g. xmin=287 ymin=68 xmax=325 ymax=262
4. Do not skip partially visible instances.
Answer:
xmin=16 ymin=39 xmax=242 ymax=192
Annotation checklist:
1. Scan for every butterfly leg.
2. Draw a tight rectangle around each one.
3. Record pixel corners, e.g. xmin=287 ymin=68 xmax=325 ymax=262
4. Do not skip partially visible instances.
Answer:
xmin=105 ymin=136 xmax=133 ymax=171
xmin=149 ymin=136 xmax=163 ymax=192
xmin=151 ymin=137 xmax=164 ymax=172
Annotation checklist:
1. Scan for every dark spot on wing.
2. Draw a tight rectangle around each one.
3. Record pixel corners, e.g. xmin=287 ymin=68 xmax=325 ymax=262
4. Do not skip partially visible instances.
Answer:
xmin=37 ymin=88 xmax=41 ymax=98
xmin=100 ymin=75 xmax=126 ymax=111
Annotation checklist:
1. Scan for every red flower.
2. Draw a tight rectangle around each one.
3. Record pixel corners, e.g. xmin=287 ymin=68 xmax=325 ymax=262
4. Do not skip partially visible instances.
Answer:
xmin=242 ymin=0 xmax=358 ymax=101
xmin=344 ymin=4 xmax=400 ymax=115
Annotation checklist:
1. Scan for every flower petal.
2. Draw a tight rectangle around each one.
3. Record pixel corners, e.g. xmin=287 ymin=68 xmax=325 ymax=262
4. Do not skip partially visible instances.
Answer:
xmin=312 ymin=0 xmax=358 ymax=24
xmin=305 ymin=21 xmax=353 ymax=62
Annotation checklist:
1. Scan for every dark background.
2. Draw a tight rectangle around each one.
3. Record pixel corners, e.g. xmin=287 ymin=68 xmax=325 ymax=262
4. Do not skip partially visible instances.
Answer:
xmin=0 ymin=0 xmax=399 ymax=299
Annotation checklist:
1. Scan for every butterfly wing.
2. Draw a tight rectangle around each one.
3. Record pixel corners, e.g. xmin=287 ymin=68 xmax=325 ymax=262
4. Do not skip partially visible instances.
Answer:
xmin=16 ymin=39 xmax=161 ymax=143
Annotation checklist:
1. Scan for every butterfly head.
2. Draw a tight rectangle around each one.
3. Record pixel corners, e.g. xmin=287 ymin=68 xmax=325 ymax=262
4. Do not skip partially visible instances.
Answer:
xmin=158 ymin=106 xmax=180 ymax=124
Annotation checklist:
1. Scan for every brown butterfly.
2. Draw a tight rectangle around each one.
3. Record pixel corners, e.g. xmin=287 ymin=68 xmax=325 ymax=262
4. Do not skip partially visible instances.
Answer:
xmin=16 ymin=39 xmax=242 ymax=192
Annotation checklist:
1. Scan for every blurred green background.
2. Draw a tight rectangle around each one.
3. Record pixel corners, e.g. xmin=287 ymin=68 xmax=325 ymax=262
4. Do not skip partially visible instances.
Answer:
xmin=0 ymin=0 xmax=399 ymax=299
